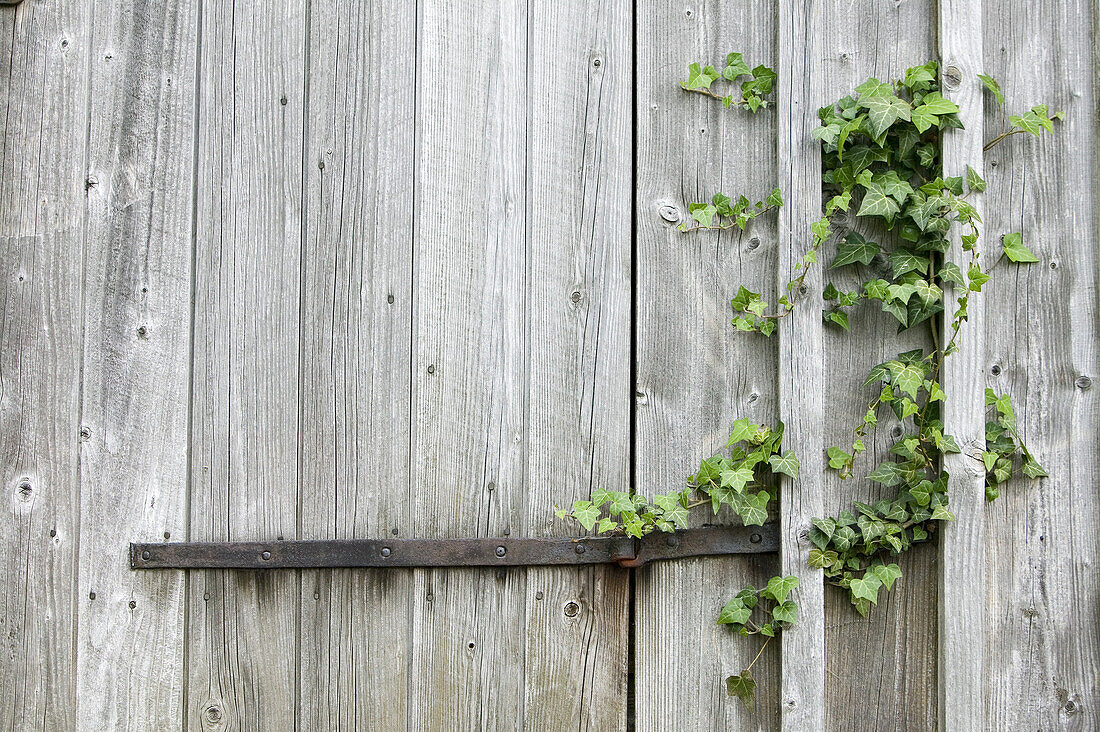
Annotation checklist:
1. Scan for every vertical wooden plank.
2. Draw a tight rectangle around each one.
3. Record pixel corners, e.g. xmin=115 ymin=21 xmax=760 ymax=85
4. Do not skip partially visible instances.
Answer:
xmin=522 ymin=0 xmax=631 ymax=726
xmin=936 ymin=1 xmax=986 ymax=729
xmin=297 ymin=0 xmax=414 ymax=727
xmin=187 ymin=1 xmax=306 ymax=728
xmin=980 ymin=0 xmax=1098 ymax=727
xmin=408 ymin=0 xmax=527 ymax=724
xmin=817 ymin=3 xmax=939 ymax=728
xmin=409 ymin=0 xmax=632 ymax=726
xmin=76 ymin=0 xmax=197 ymax=726
xmin=776 ymin=1 xmax=826 ymax=729
xmin=0 ymin=1 xmax=89 ymax=729
xmin=634 ymin=1 xmax=781 ymax=729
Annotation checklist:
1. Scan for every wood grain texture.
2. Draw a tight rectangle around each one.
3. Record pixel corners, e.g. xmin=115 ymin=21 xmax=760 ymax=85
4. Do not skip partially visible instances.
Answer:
xmin=522 ymin=0 xmax=632 ymax=727
xmin=76 ymin=0 xmax=198 ymax=727
xmin=296 ymin=0 xmax=414 ymax=727
xmin=776 ymin=1 xmax=826 ymax=729
xmin=186 ymin=1 xmax=306 ymax=729
xmin=0 ymin=1 xmax=88 ymax=729
xmin=409 ymin=0 xmax=631 ymax=727
xmin=817 ymin=3 xmax=938 ymax=729
xmin=937 ymin=2 xmax=987 ymax=730
xmin=634 ymin=1 xmax=781 ymax=729
xmin=980 ymin=0 xmax=1099 ymax=727
xmin=408 ymin=0 xmax=528 ymax=724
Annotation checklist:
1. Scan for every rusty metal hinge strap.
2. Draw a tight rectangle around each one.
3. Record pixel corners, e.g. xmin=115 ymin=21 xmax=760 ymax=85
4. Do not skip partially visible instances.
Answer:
xmin=130 ymin=525 xmax=778 ymax=570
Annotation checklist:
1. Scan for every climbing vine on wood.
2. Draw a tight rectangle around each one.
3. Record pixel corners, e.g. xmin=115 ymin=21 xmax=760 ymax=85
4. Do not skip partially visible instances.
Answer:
xmin=558 ymin=56 xmax=1055 ymax=712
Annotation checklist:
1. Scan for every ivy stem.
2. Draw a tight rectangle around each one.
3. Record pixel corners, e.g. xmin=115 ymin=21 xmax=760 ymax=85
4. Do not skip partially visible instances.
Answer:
xmin=681 ymin=86 xmax=749 ymax=107
xmin=982 ymin=127 xmax=1027 ymax=151
xmin=679 ymin=202 xmax=779 ymax=233
xmin=745 ymin=635 xmax=773 ymax=672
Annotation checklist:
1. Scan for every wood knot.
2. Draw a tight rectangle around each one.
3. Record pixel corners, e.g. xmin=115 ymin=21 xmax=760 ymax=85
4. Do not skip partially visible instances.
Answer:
xmin=657 ymin=202 xmax=681 ymax=223
xmin=564 ymin=601 xmax=580 ymax=617
xmin=1076 ymin=375 xmax=1092 ymax=390
xmin=943 ymin=65 xmax=962 ymax=89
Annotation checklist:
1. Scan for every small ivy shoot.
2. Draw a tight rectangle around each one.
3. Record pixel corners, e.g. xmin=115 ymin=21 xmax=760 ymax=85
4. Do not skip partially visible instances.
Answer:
xmin=720 ymin=576 xmax=799 ymax=711
xmin=681 ymin=53 xmax=776 ymax=112
xmin=555 ymin=420 xmax=797 ymax=536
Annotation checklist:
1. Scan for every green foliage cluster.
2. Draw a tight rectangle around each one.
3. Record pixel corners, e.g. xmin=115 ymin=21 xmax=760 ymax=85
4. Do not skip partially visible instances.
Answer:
xmin=720 ymin=575 xmax=799 ymax=712
xmin=556 ymin=53 xmax=1057 ymax=714
xmin=681 ymin=187 xmax=783 ymax=233
xmin=983 ymin=388 xmax=1046 ymax=500
xmin=557 ymin=419 xmax=798 ymax=536
xmin=680 ymin=53 xmax=776 ymax=112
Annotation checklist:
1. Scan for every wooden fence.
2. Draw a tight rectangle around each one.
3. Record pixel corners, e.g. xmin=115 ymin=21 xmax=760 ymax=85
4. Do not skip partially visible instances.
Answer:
xmin=0 ymin=0 xmax=1095 ymax=729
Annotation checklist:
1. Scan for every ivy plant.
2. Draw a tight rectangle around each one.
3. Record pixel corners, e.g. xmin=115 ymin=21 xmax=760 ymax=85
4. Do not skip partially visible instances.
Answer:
xmin=719 ymin=576 xmax=799 ymax=711
xmin=556 ymin=54 xmax=1054 ymax=714
xmin=556 ymin=419 xmax=798 ymax=536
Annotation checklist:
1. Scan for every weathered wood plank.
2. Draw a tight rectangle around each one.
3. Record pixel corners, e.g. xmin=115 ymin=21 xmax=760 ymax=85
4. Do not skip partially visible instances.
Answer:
xmin=187 ymin=1 xmax=306 ymax=728
xmin=522 ymin=0 xmax=632 ymax=726
xmin=75 ymin=0 xmax=198 ymax=727
xmin=776 ymin=1 xmax=826 ymax=729
xmin=634 ymin=2 xmax=781 ymax=729
xmin=408 ymin=1 xmax=527 ymax=724
xmin=297 ymin=0 xmax=414 ymax=727
xmin=409 ymin=0 xmax=632 ymax=726
xmin=817 ymin=3 xmax=938 ymax=729
xmin=937 ymin=1 xmax=987 ymax=729
xmin=0 ymin=2 xmax=89 ymax=729
xmin=980 ymin=0 xmax=1098 ymax=727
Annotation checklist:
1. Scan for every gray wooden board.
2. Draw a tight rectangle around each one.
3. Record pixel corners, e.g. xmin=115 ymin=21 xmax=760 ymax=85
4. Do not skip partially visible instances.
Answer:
xmin=776 ymin=1 xmax=826 ymax=728
xmin=633 ymin=1 xmax=781 ymax=729
xmin=0 ymin=1 xmax=88 ymax=729
xmin=521 ymin=0 xmax=632 ymax=727
xmin=76 ymin=0 xmax=197 ymax=727
xmin=980 ymin=0 xmax=1099 ymax=727
xmin=937 ymin=0 xmax=989 ymax=730
xmin=408 ymin=0 xmax=631 ymax=727
xmin=186 ymin=0 xmax=306 ymax=728
xmin=817 ymin=3 xmax=939 ymax=729
xmin=296 ymin=0 xmax=415 ymax=727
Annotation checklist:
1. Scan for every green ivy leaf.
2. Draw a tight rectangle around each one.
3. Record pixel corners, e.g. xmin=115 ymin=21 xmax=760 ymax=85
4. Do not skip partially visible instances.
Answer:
xmin=827 ymin=446 xmax=852 ymax=470
xmin=1022 ymin=457 xmax=1048 ymax=479
xmin=688 ymin=202 xmax=718 ymax=227
xmin=868 ymin=562 xmax=902 ymax=591
xmin=1003 ymin=232 xmax=1039 ymax=263
xmin=966 ymin=165 xmax=987 ymax=193
xmin=572 ymin=500 xmax=600 ymax=531
xmin=863 ymin=94 xmax=912 ymax=138
xmin=867 ymin=462 xmax=903 ymax=487
xmin=857 ymin=183 xmax=902 ymax=219
xmin=772 ymin=600 xmax=798 ymax=624
xmin=718 ymin=597 xmax=752 ymax=625
xmin=723 ymin=52 xmax=750 ymax=80
xmin=808 ymin=548 xmax=839 ymax=568
xmin=726 ymin=417 xmax=759 ymax=445
xmin=736 ymin=491 xmax=770 ymax=526
xmin=682 ymin=62 xmax=720 ymax=90
xmin=726 ymin=671 xmax=757 ymax=712
xmin=762 ymin=575 xmax=799 ymax=604
xmin=850 ymin=574 xmax=882 ymax=604
xmin=768 ymin=450 xmax=800 ymax=479
xmin=978 ymin=73 xmax=1005 ymax=105
xmin=831 ymin=232 xmax=880 ymax=268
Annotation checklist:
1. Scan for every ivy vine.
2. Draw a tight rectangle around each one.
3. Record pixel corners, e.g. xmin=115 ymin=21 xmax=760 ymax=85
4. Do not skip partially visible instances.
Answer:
xmin=558 ymin=56 xmax=1055 ymax=712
